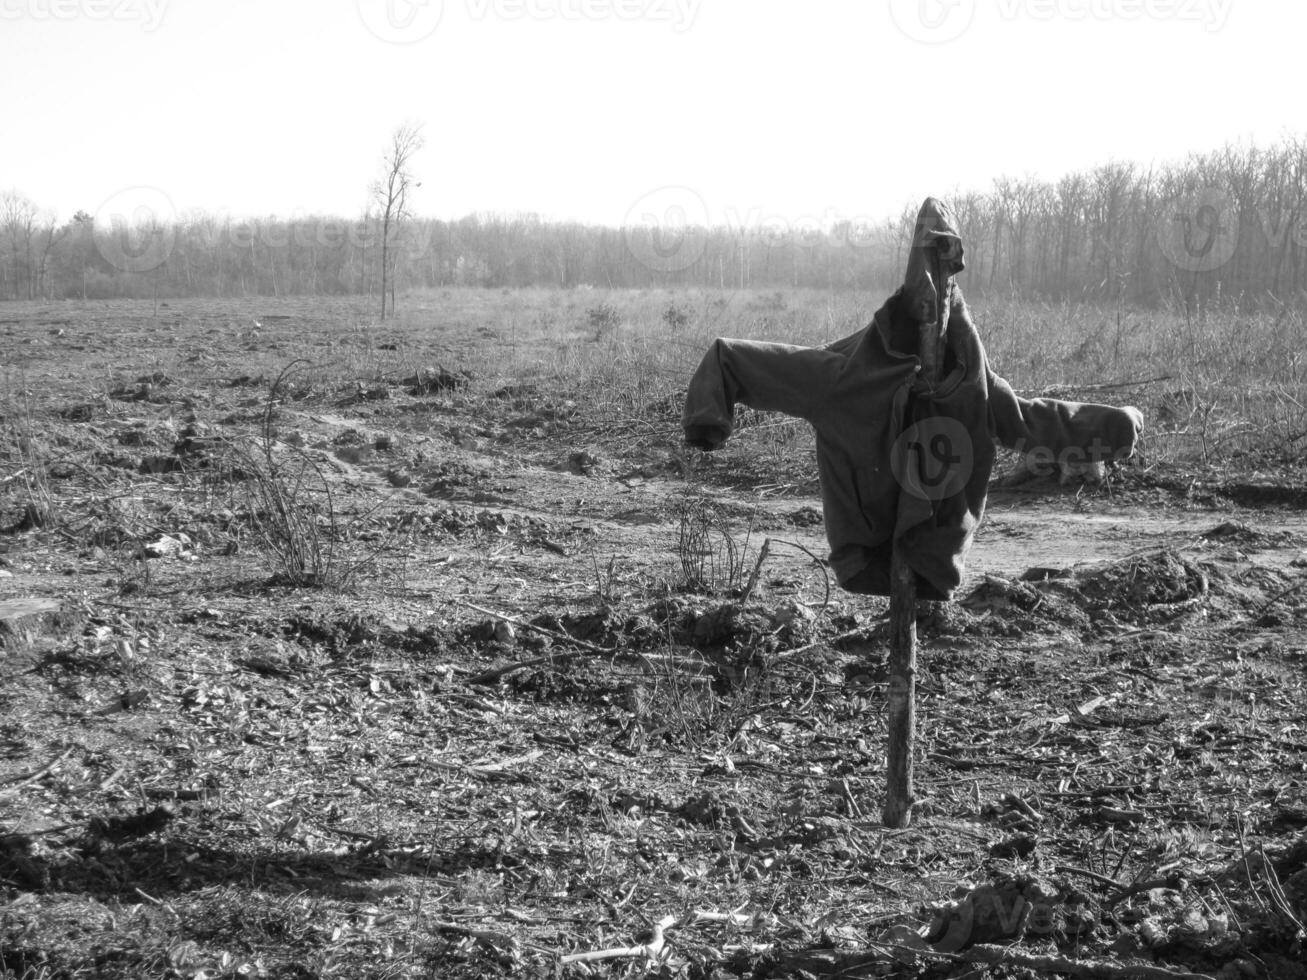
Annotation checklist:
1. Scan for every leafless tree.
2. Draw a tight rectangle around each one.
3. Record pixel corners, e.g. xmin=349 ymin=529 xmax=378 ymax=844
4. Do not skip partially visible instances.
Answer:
xmin=1 ymin=190 xmax=39 ymax=300
xmin=2 ymin=135 xmax=1306 ymax=307
xmin=34 ymin=215 xmax=69 ymax=301
xmin=372 ymin=123 xmax=424 ymax=319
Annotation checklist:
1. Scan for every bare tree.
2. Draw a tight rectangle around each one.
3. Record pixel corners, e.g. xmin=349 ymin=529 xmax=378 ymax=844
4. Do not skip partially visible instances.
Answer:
xmin=1 ymin=191 xmax=40 ymax=300
xmin=372 ymin=123 xmax=425 ymax=319
xmin=34 ymin=214 xmax=70 ymax=301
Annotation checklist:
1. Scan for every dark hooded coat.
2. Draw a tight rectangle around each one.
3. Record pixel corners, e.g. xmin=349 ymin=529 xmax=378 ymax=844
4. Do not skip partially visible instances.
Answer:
xmin=682 ymin=199 xmax=1142 ymax=600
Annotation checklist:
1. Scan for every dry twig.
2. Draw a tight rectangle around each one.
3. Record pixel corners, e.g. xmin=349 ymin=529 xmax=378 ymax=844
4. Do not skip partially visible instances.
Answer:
xmin=0 ymin=746 xmax=75 ymax=796
xmin=560 ymin=914 xmax=676 ymax=965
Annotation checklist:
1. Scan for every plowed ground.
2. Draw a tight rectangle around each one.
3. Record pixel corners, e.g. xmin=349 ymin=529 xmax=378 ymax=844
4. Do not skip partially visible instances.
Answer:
xmin=1 ymin=294 xmax=1305 ymax=979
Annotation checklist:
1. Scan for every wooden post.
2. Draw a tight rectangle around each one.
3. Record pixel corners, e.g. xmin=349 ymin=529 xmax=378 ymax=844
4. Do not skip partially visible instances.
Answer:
xmin=882 ymin=274 xmax=950 ymax=829
xmin=882 ymin=552 xmax=918 ymax=827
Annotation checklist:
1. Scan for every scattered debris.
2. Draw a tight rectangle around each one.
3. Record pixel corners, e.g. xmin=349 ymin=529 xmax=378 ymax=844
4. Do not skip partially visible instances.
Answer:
xmin=1 ymin=304 xmax=1305 ymax=979
xmin=404 ymin=366 xmax=471 ymax=395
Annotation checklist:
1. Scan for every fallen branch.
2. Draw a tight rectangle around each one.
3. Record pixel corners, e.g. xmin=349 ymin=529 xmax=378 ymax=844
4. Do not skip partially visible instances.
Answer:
xmin=0 ymin=467 xmax=31 ymax=486
xmin=467 ymin=749 xmax=542 ymax=774
xmin=1054 ymin=865 xmax=1122 ymax=890
xmin=956 ymin=944 xmax=1214 ymax=980
xmin=737 ymin=537 xmax=770 ymax=605
xmin=765 ymin=537 xmax=831 ymax=617
xmin=1254 ymin=573 xmax=1307 ymax=618
xmin=773 ymin=626 xmax=867 ymax=660
xmin=465 ymin=648 xmax=588 ymax=685
xmin=453 ymin=598 xmax=667 ymax=684
xmin=783 ymin=940 xmax=1215 ymax=980
xmin=453 ymin=599 xmax=615 ymax=656
xmin=1106 ymin=872 xmax=1193 ymax=908
xmin=431 ymin=921 xmax=521 ymax=958
xmin=560 ymin=914 xmax=676 ymax=965
xmin=1031 ymin=375 xmax=1173 ymax=397
xmin=691 ymin=909 xmax=781 ymax=931
xmin=0 ymin=746 xmax=75 ymax=796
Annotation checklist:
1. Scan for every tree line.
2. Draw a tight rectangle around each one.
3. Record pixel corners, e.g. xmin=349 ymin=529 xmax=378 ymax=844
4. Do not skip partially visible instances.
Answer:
xmin=3 ymin=136 xmax=1306 ymax=309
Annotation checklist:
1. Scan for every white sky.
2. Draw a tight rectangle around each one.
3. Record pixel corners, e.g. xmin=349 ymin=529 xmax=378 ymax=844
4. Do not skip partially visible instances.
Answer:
xmin=0 ymin=0 xmax=1301 ymax=231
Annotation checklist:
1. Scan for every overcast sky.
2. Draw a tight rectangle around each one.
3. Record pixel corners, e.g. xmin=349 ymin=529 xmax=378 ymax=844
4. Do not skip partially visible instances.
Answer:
xmin=1 ymin=0 xmax=1300 ymax=233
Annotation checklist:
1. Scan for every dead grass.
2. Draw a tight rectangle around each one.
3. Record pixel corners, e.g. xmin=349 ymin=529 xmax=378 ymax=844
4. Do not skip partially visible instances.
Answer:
xmin=0 ymin=289 xmax=1305 ymax=979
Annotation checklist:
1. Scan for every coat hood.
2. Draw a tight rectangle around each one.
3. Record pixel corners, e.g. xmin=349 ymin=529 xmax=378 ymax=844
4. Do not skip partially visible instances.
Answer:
xmin=901 ymin=197 xmax=966 ymax=332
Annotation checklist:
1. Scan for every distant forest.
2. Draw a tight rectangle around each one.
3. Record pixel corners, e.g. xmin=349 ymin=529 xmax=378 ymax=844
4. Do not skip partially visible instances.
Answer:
xmin=4 ymin=138 xmax=1307 ymax=310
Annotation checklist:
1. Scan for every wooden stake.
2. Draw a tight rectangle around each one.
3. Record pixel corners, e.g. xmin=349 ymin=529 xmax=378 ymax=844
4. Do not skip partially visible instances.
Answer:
xmin=882 ymin=273 xmax=950 ymax=829
xmin=882 ymin=552 xmax=918 ymax=827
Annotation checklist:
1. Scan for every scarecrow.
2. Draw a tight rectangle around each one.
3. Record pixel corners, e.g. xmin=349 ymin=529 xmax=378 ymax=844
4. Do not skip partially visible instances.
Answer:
xmin=683 ymin=197 xmax=1142 ymax=603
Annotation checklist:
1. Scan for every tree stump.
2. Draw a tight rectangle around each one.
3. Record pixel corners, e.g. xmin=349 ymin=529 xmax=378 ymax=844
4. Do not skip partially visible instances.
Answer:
xmin=0 ymin=598 xmax=63 ymax=652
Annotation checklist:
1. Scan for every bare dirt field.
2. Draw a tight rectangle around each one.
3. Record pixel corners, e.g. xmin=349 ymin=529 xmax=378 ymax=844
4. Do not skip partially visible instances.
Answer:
xmin=1 ymin=292 xmax=1305 ymax=979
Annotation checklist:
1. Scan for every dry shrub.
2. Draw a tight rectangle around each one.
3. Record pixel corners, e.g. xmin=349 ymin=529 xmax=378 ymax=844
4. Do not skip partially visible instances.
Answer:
xmin=1 ymin=388 xmax=57 ymax=532
xmin=222 ymin=362 xmax=373 ymax=588
xmin=673 ymin=496 xmax=758 ymax=593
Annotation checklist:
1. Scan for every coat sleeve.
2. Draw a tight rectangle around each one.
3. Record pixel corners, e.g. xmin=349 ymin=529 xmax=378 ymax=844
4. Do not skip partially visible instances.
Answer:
xmin=986 ymin=369 xmax=1143 ymax=465
xmin=683 ymin=338 xmax=834 ymax=450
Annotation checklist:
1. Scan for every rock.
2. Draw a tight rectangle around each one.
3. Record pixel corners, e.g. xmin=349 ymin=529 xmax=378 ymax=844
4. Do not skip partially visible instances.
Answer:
xmin=567 ymin=450 xmax=599 ymax=475
xmin=144 ymin=534 xmax=193 ymax=559
xmin=139 ymin=455 xmax=184 ymax=475
xmin=334 ymin=445 xmax=373 ymax=464
xmin=768 ymin=600 xmax=814 ymax=628
xmin=405 ymin=367 xmax=471 ymax=396
xmin=59 ymin=402 xmax=98 ymax=422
